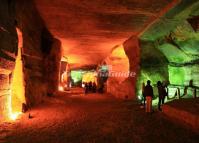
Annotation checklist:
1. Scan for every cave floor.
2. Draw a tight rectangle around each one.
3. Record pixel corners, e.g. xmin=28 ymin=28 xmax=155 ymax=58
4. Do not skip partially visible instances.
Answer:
xmin=1 ymin=89 xmax=198 ymax=143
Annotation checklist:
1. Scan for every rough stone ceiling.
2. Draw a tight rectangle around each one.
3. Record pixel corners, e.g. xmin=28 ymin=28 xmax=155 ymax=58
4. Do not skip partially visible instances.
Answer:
xmin=34 ymin=0 xmax=177 ymax=66
xmin=141 ymin=0 xmax=199 ymax=41
xmin=140 ymin=0 xmax=199 ymax=64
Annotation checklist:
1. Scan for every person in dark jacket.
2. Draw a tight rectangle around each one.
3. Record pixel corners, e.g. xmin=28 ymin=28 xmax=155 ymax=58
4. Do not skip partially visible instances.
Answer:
xmin=85 ymin=82 xmax=89 ymax=94
xmin=144 ymin=80 xmax=154 ymax=113
xmin=92 ymin=82 xmax=97 ymax=93
xmin=157 ymin=81 xmax=167 ymax=111
xmin=88 ymin=81 xmax=93 ymax=91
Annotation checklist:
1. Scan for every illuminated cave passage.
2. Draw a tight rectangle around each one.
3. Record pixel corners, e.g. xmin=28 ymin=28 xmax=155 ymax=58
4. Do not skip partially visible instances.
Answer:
xmin=0 ymin=0 xmax=199 ymax=142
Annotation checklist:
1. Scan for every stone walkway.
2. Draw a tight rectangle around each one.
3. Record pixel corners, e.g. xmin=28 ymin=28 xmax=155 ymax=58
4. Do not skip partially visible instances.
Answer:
xmin=0 ymin=91 xmax=198 ymax=143
xmin=163 ymin=98 xmax=199 ymax=131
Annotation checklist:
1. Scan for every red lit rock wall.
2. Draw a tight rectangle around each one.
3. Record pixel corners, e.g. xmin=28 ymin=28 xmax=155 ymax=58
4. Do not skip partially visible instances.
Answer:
xmin=0 ymin=0 xmax=17 ymax=120
xmin=123 ymin=36 xmax=140 ymax=99
xmin=44 ymin=39 xmax=61 ymax=95
xmin=0 ymin=0 xmax=61 ymax=120
xmin=0 ymin=75 xmax=10 ymax=120
xmin=15 ymin=0 xmax=48 ymax=106
xmin=105 ymin=37 xmax=140 ymax=99
xmin=105 ymin=45 xmax=131 ymax=99
xmin=15 ymin=0 xmax=61 ymax=106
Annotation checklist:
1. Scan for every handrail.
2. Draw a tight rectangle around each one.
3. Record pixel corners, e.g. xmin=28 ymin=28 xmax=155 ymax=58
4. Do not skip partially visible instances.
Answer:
xmin=167 ymin=85 xmax=197 ymax=99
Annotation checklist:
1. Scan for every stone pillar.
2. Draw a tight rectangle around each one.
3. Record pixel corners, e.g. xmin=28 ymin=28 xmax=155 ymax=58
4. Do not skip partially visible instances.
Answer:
xmin=123 ymin=36 xmax=140 ymax=99
xmin=105 ymin=45 xmax=130 ymax=98
xmin=44 ymin=39 xmax=61 ymax=96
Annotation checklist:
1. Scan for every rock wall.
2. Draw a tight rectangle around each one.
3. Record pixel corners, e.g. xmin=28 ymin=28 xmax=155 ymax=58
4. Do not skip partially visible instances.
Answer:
xmin=0 ymin=75 xmax=11 ymax=120
xmin=15 ymin=0 xmax=61 ymax=106
xmin=15 ymin=0 xmax=46 ymax=107
xmin=0 ymin=0 xmax=17 ymax=121
xmin=0 ymin=0 xmax=61 ymax=120
xmin=105 ymin=45 xmax=132 ymax=99
xmin=139 ymin=0 xmax=199 ymax=97
xmin=44 ymin=39 xmax=61 ymax=96
xmin=137 ymin=40 xmax=169 ymax=97
xmin=168 ymin=65 xmax=199 ymax=87
xmin=105 ymin=36 xmax=140 ymax=99
xmin=103 ymin=36 xmax=140 ymax=99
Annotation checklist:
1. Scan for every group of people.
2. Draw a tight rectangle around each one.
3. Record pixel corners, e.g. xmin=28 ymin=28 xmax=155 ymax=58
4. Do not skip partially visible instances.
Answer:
xmin=84 ymin=81 xmax=97 ymax=94
xmin=142 ymin=80 xmax=168 ymax=113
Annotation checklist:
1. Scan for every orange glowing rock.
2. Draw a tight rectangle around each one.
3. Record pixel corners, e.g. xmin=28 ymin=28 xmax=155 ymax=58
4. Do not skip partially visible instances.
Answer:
xmin=7 ymin=28 xmax=25 ymax=121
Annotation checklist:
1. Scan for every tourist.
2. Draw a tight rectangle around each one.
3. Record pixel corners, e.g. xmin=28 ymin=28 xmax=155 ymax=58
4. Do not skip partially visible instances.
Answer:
xmin=92 ymin=82 xmax=97 ymax=93
xmin=88 ymin=81 xmax=93 ymax=91
xmin=144 ymin=80 xmax=154 ymax=113
xmin=85 ymin=82 xmax=89 ymax=94
xmin=157 ymin=81 xmax=166 ymax=111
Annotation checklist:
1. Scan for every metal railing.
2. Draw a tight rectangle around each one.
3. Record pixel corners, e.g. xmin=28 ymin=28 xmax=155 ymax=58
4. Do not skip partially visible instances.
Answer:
xmin=167 ymin=84 xmax=198 ymax=100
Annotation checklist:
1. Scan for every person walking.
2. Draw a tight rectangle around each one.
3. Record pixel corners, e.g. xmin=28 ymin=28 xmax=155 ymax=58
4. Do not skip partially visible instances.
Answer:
xmin=157 ymin=81 xmax=164 ymax=111
xmin=85 ymin=82 xmax=89 ymax=94
xmin=92 ymin=82 xmax=97 ymax=93
xmin=157 ymin=81 xmax=168 ymax=111
xmin=144 ymin=80 xmax=154 ymax=113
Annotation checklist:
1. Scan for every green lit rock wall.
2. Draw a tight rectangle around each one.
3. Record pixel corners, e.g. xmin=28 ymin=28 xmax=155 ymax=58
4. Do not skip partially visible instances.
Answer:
xmin=139 ymin=0 xmax=199 ymax=99
xmin=169 ymin=65 xmax=199 ymax=87
xmin=156 ymin=20 xmax=199 ymax=88
xmin=137 ymin=40 xmax=169 ymax=97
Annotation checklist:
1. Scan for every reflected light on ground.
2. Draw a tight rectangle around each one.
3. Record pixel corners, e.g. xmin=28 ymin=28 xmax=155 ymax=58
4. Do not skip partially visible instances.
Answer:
xmin=58 ymin=85 xmax=64 ymax=91
xmin=7 ymin=91 xmax=22 ymax=121
xmin=9 ymin=112 xmax=22 ymax=121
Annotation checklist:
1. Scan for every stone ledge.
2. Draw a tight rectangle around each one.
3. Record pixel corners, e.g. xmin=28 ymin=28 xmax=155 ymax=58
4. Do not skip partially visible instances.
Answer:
xmin=162 ymin=98 xmax=199 ymax=132
xmin=0 ymin=57 xmax=15 ymax=75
